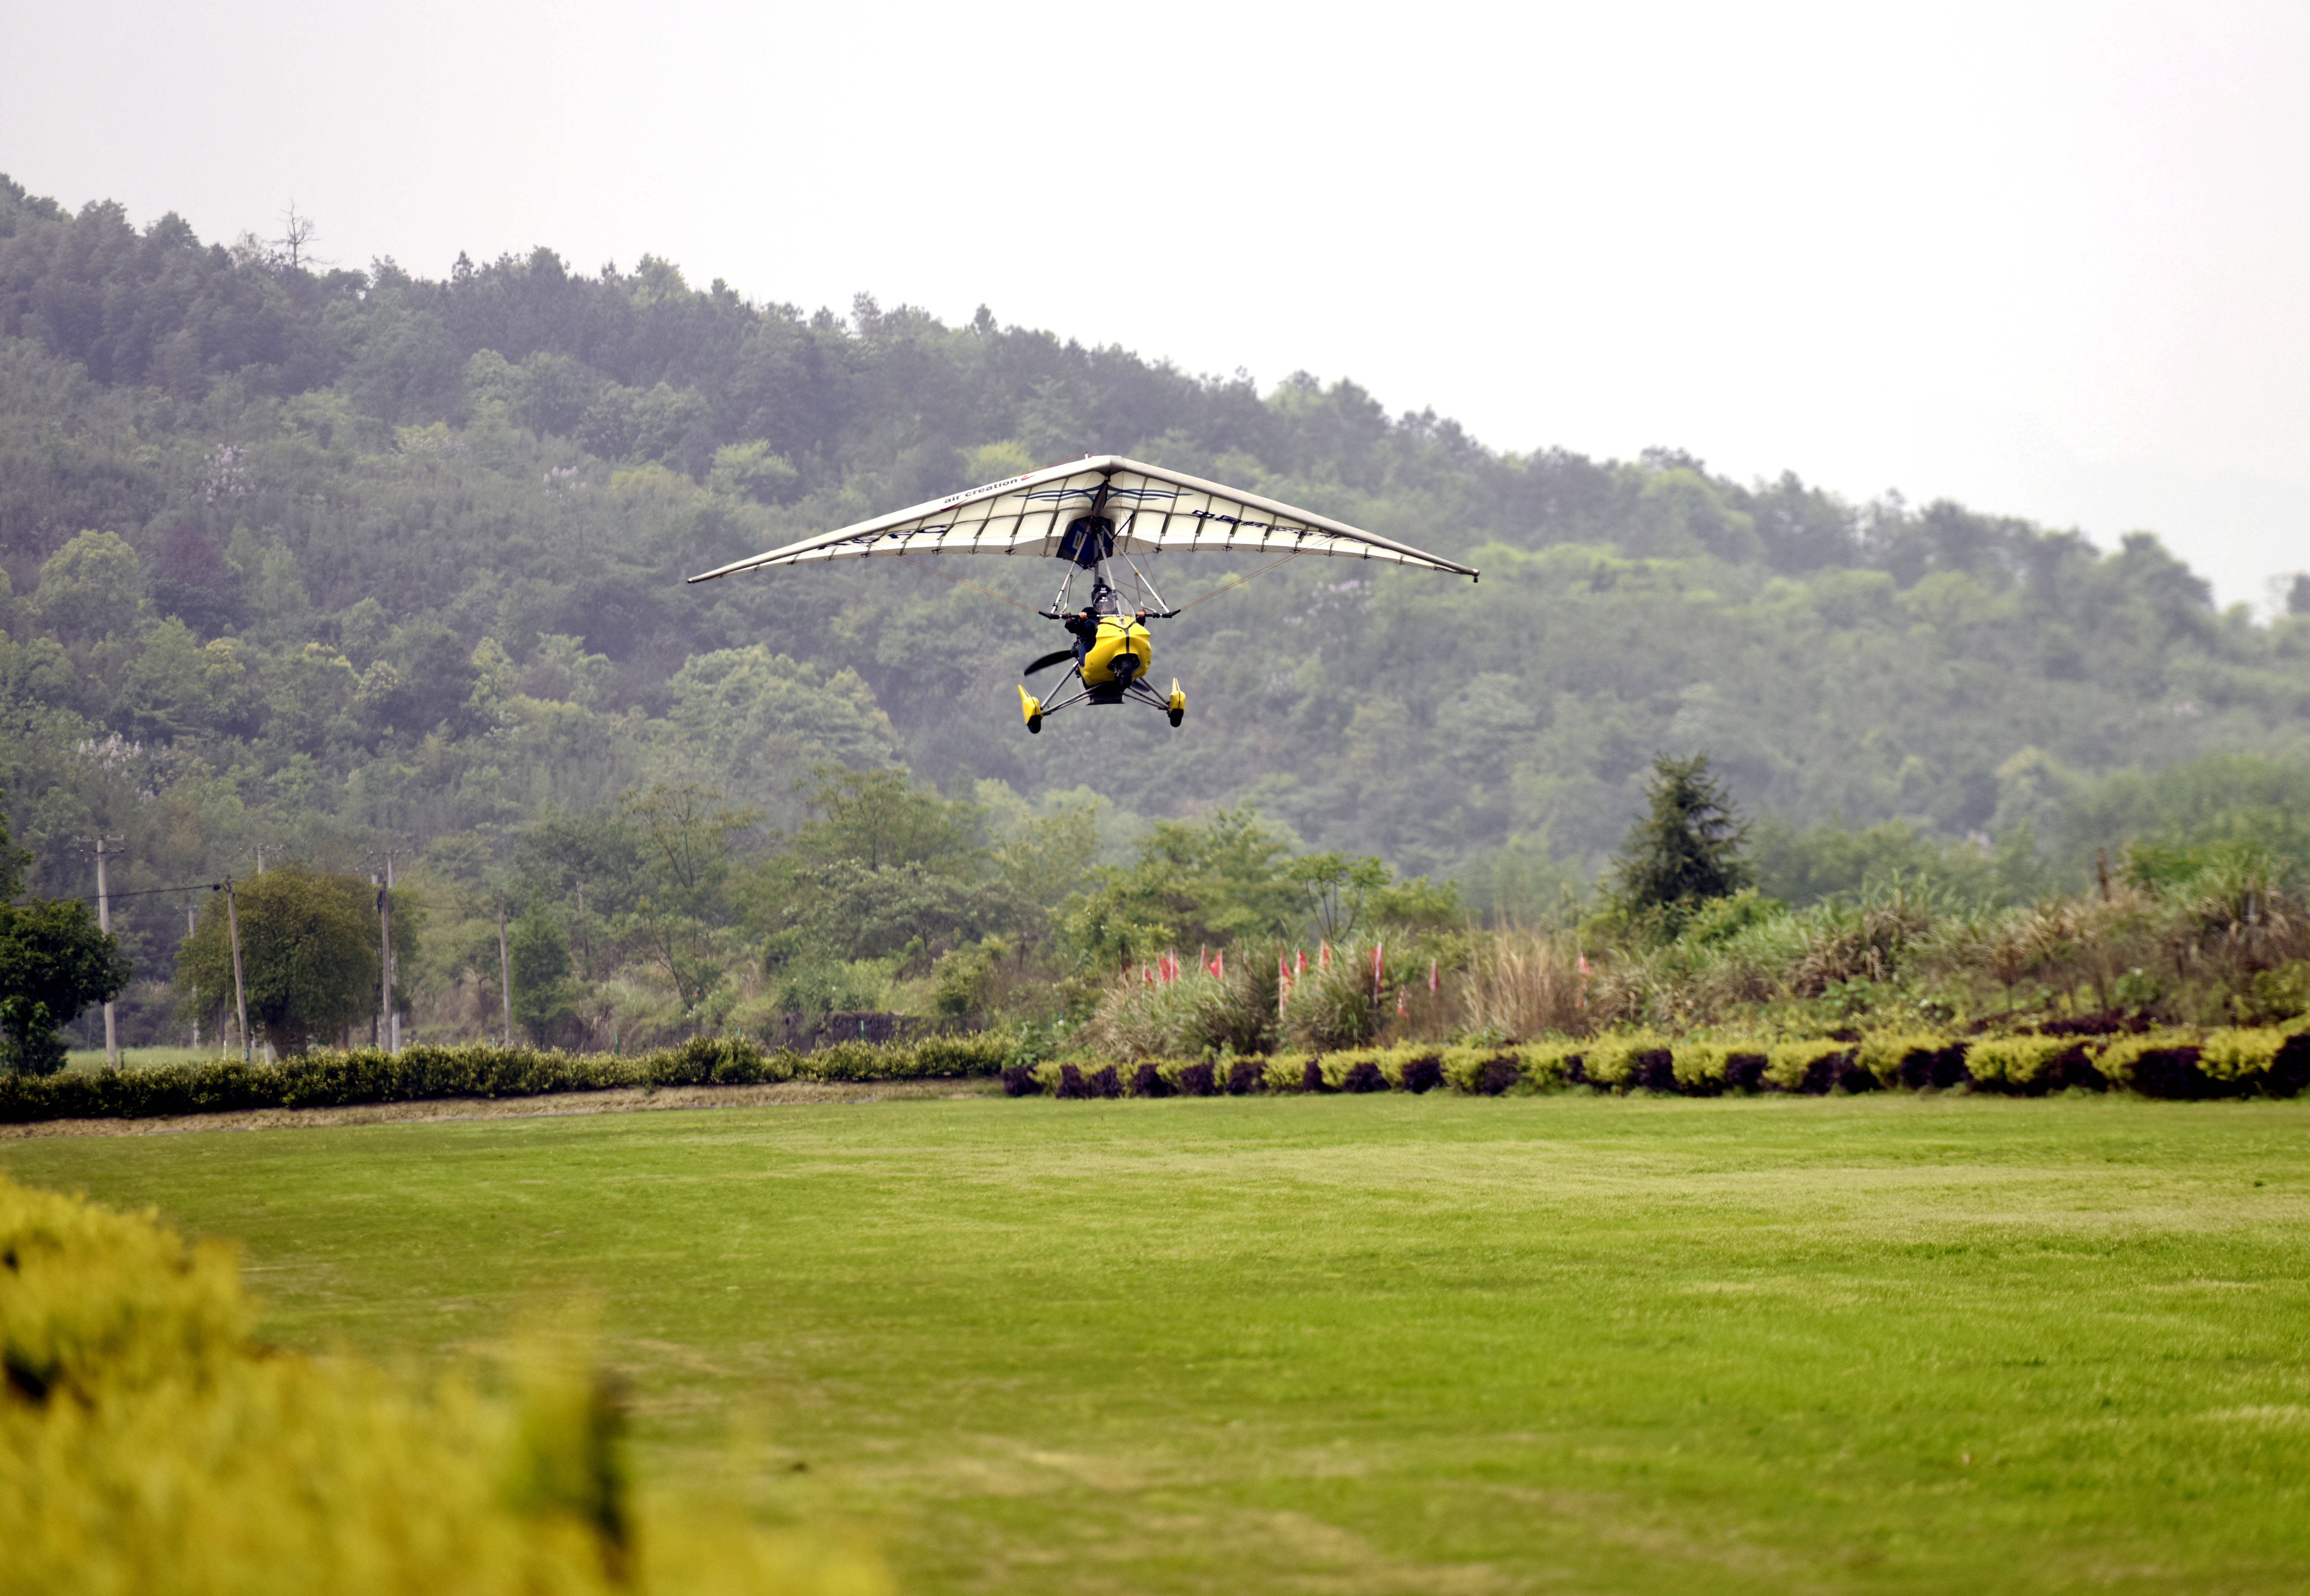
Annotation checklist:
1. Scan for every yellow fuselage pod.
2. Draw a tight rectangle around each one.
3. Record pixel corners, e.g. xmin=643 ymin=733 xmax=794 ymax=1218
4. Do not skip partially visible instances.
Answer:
xmin=1081 ymin=616 xmax=1152 ymax=686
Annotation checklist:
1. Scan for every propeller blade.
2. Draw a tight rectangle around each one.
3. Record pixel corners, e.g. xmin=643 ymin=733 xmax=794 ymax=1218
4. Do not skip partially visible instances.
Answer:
xmin=1024 ymin=650 xmax=1074 ymax=677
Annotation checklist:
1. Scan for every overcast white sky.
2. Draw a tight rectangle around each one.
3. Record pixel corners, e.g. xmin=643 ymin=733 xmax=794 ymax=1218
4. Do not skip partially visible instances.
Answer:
xmin=4 ymin=1 xmax=2305 ymax=607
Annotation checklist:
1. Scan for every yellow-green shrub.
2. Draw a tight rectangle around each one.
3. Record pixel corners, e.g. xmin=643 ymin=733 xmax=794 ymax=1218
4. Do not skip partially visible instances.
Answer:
xmin=2198 ymin=1026 xmax=2293 ymax=1085
xmin=1765 ymin=1039 xmax=1848 ymax=1091
xmin=1963 ymin=1035 xmax=2073 ymax=1090
xmin=1517 ymin=1041 xmax=1587 ymax=1089
xmin=0 ymin=1176 xmax=884 ymax=1596
xmin=1669 ymin=1043 xmax=1731 ymax=1093
xmin=1579 ymin=1034 xmax=1669 ymax=1091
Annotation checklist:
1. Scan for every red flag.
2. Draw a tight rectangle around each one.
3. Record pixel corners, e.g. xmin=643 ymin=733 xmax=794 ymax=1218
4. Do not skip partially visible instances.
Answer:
xmin=1213 ymin=949 xmax=1225 ymax=980
xmin=1319 ymin=940 xmax=1331 ymax=971
xmin=1278 ymin=952 xmax=1291 ymax=1012
xmin=1296 ymin=948 xmax=1307 ymax=977
xmin=1428 ymin=957 xmax=1440 ymax=996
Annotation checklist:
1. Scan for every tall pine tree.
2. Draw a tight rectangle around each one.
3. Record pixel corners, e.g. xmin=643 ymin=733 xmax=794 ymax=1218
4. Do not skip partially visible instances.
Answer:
xmin=1609 ymin=754 xmax=1753 ymax=933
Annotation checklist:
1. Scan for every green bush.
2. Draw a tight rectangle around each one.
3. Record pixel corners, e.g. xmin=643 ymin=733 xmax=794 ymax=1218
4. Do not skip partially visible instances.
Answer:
xmin=0 ymin=1174 xmax=884 ymax=1595
xmin=1963 ymin=1035 xmax=2075 ymax=1091
xmin=0 ymin=1033 xmax=1015 ymax=1125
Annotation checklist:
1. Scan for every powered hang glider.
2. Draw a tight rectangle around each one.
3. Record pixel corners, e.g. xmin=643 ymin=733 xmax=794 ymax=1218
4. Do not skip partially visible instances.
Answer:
xmin=685 ymin=455 xmax=1478 ymax=733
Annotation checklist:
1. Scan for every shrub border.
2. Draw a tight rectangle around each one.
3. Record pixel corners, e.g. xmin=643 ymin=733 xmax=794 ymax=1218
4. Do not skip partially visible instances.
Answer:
xmin=7 ymin=1027 xmax=2304 ymax=1123
xmin=0 ymin=1034 xmax=1010 ymax=1125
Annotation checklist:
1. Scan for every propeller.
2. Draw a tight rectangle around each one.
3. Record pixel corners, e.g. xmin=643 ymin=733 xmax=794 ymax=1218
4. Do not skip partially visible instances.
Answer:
xmin=1023 ymin=649 xmax=1075 ymax=678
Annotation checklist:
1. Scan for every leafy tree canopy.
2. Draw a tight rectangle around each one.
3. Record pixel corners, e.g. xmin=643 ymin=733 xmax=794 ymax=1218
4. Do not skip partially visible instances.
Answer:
xmin=0 ymin=811 xmax=129 ymax=1073
xmin=175 ymin=867 xmax=387 ymax=1054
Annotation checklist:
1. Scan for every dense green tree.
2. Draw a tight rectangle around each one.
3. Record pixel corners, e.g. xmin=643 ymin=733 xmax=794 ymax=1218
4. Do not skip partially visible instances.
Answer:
xmin=1608 ymin=755 xmax=1754 ymax=933
xmin=0 ymin=810 xmax=129 ymax=1074
xmin=175 ymin=868 xmax=379 ymax=1054
xmin=788 ymin=766 xmax=976 ymax=874
xmin=32 ymin=530 xmax=141 ymax=642
xmin=1289 ymin=852 xmax=1391 ymax=942
xmin=1066 ymin=808 xmax=1298 ymax=969
xmin=0 ymin=899 xmax=131 ymax=1073
xmin=507 ymin=907 xmax=576 ymax=1044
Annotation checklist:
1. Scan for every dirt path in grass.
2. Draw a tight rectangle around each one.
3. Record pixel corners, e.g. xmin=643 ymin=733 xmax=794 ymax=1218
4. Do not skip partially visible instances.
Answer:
xmin=0 ymin=1079 xmax=1002 ymax=1139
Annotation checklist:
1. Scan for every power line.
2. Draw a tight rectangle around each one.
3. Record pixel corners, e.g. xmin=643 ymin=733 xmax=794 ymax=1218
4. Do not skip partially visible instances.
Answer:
xmin=63 ymin=881 xmax=224 ymax=903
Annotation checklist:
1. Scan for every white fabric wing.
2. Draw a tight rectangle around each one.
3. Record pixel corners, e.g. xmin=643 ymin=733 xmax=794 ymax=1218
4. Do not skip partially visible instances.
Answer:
xmin=687 ymin=455 xmax=1478 ymax=582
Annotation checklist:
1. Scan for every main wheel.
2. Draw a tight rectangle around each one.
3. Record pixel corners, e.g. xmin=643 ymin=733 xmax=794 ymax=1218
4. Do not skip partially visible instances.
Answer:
xmin=1167 ymin=706 xmax=1183 ymax=728
xmin=1027 ymin=713 xmax=1043 ymax=734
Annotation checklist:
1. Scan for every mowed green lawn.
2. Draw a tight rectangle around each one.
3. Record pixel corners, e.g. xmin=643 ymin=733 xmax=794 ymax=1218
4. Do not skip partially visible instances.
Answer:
xmin=7 ymin=1095 xmax=2309 ymax=1593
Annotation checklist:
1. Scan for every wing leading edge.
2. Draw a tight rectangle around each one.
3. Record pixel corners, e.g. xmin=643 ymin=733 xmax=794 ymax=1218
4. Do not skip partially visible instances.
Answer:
xmin=685 ymin=455 xmax=1479 ymax=582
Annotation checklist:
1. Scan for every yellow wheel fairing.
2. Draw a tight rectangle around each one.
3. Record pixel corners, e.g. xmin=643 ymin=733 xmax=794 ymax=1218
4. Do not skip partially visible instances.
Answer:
xmin=1081 ymin=617 xmax=1151 ymax=686
xmin=1017 ymin=684 xmax=1042 ymax=724
xmin=1168 ymin=679 xmax=1185 ymax=713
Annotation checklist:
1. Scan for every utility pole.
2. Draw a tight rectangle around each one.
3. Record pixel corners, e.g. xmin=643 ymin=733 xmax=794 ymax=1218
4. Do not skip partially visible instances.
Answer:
xmin=222 ymin=878 xmax=250 ymax=1062
xmin=370 ymin=847 xmax=401 ymax=1053
xmin=188 ymin=902 xmax=200 ymax=1049
xmin=497 ymin=889 xmax=513 ymax=1048
xmin=80 ymin=836 xmax=126 ymax=1065
xmin=375 ymin=865 xmax=395 ymax=1056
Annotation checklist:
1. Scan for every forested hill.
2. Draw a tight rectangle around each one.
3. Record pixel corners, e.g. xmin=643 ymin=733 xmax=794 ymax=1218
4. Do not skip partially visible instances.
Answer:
xmin=5 ymin=173 xmax=2309 ymax=954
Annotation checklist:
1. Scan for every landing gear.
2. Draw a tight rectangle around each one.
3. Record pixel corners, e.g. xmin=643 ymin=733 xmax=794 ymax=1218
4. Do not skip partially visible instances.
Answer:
xmin=1016 ymin=670 xmax=1184 ymax=732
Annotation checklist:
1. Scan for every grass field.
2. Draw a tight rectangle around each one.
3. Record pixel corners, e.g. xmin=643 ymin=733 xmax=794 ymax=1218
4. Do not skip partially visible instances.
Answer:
xmin=6 ymin=1094 xmax=2308 ymax=1593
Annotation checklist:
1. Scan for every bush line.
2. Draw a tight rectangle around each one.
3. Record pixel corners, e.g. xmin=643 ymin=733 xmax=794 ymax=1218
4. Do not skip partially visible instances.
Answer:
xmin=1006 ymin=1027 xmax=2310 ymax=1102
xmin=0 ymin=1034 xmax=1012 ymax=1125
xmin=8 ymin=1027 xmax=2306 ymax=1124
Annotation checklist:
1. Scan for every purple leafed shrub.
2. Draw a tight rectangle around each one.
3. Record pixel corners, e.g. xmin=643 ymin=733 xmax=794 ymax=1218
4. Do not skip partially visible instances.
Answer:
xmin=1785 ymin=1050 xmax=1859 ymax=1094
xmin=1397 ymin=1055 xmax=1445 ymax=1094
xmin=2270 ymin=1035 xmax=2310 ymax=1099
xmin=1054 ymin=1064 xmax=1090 ymax=1099
xmin=2128 ymin=1047 xmax=2217 ymax=1100
xmin=1087 ymin=1065 xmax=1122 ymax=1099
xmin=1300 ymin=1058 xmax=1330 ymax=1093
xmin=1896 ymin=1046 xmax=1969 ymax=1091
xmin=1000 ymin=1064 xmax=1042 ymax=1097
xmin=1131 ymin=1063 xmax=1172 ymax=1097
xmin=1227 ymin=1058 xmax=1268 ymax=1095
xmin=1630 ymin=1049 xmax=1677 ymax=1094
xmin=1475 ymin=1053 xmax=1522 ymax=1096
xmin=1341 ymin=1061 xmax=1387 ymax=1094
xmin=1723 ymin=1052 xmax=1767 ymax=1093
xmin=1175 ymin=1061 xmax=1217 ymax=1097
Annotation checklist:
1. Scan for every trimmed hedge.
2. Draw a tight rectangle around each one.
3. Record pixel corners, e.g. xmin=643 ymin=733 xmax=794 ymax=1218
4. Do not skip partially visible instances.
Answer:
xmin=999 ymin=1028 xmax=2310 ymax=1103
xmin=0 ymin=1034 xmax=1012 ymax=1125
xmin=10 ymin=1025 xmax=2306 ymax=1122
